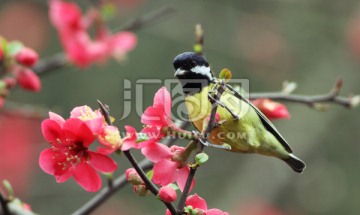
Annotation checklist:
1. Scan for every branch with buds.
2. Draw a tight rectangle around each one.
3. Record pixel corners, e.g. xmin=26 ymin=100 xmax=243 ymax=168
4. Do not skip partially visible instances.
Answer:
xmin=250 ymin=78 xmax=359 ymax=109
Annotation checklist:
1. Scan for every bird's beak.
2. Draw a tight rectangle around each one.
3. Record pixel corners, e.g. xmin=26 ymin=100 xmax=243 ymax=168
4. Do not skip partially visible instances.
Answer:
xmin=174 ymin=69 xmax=187 ymax=77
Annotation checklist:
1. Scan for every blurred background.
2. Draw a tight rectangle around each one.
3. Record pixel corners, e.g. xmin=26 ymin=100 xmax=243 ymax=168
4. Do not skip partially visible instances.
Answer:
xmin=1 ymin=0 xmax=360 ymax=214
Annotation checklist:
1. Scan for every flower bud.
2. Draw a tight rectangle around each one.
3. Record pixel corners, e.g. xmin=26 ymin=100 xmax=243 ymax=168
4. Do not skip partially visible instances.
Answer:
xmin=15 ymin=47 xmax=38 ymax=67
xmin=158 ymin=185 xmax=177 ymax=203
xmin=252 ymin=99 xmax=290 ymax=120
xmin=125 ymin=168 xmax=143 ymax=185
xmin=133 ymin=184 xmax=149 ymax=196
xmin=16 ymin=68 xmax=41 ymax=92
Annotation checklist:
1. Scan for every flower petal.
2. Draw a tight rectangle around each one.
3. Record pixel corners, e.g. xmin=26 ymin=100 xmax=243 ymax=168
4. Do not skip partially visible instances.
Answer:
xmin=41 ymin=119 xmax=64 ymax=144
xmin=206 ymin=209 xmax=229 ymax=215
xmin=110 ymin=32 xmax=137 ymax=52
xmin=186 ymin=194 xmax=208 ymax=210
xmin=141 ymin=106 xmax=167 ymax=126
xmin=154 ymin=86 xmax=172 ymax=117
xmin=72 ymin=162 xmax=102 ymax=192
xmin=55 ymin=171 xmax=71 ymax=183
xmin=152 ymin=159 xmax=177 ymax=186
xmin=141 ymin=143 xmax=172 ymax=163
xmin=48 ymin=112 xmax=65 ymax=127
xmin=121 ymin=126 xmax=137 ymax=151
xmin=63 ymin=118 xmax=95 ymax=147
xmin=176 ymin=166 xmax=195 ymax=192
xmin=39 ymin=148 xmax=56 ymax=175
xmin=88 ymin=151 xmax=117 ymax=173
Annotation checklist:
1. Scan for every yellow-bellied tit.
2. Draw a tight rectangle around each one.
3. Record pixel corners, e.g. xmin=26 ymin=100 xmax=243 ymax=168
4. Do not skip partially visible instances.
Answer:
xmin=173 ymin=52 xmax=305 ymax=173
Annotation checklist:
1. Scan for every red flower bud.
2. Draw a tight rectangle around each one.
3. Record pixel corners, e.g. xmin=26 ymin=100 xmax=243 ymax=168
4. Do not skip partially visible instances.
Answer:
xmin=158 ymin=186 xmax=177 ymax=203
xmin=252 ymin=99 xmax=290 ymax=120
xmin=16 ymin=68 xmax=41 ymax=92
xmin=125 ymin=168 xmax=143 ymax=185
xmin=15 ymin=48 xmax=38 ymax=67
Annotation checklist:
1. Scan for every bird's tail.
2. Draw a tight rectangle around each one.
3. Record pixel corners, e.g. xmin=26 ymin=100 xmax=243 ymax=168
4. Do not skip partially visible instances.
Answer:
xmin=283 ymin=154 xmax=306 ymax=173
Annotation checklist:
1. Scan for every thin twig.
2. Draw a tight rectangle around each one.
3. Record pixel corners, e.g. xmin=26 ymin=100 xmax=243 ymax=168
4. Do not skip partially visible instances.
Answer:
xmin=117 ymin=7 xmax=176 ymax=32
xmin=72 ymin=159 xmax=153 ymax=215
xmin=177 ymin=81 xmax=226 ymax=213
xmin=33 ymin=53 xmax=68 ymax=76
xmin=123 ymin=150 xmax=178 ymax=215
xmin=0 ymin=191 xmax=10 ymax=215
xmin=194 ymin=24 xmax=204 ymax=55
xmin=249 ymin=79 xmax=358 ymax=108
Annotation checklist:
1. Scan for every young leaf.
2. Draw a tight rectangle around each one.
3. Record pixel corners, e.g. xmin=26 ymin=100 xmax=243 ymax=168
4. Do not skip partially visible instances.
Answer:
xmin=195 ymin=152 xmax=209 ymax=165
xmin=219 ymin=68 xmax=232 ymax=82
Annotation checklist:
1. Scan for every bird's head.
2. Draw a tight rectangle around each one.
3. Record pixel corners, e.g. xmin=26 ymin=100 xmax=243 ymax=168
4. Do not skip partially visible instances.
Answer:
xmin=173 ymin=52 xmax=215 ymax=95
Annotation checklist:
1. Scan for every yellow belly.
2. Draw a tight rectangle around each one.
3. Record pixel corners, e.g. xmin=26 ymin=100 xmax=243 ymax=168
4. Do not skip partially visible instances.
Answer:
xmin=184 ymin=85 xmax=288 ymax=158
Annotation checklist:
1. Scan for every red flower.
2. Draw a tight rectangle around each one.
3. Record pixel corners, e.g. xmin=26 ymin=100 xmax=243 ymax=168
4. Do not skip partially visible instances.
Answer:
xmin=49 ymin=0 xmax=137 ymax=68
xmin=141 ymin=143 xmax=194 ymax=192
xmin=251 ymin=99 xmax=290 ymax=120
xmin=166 ymin=194 xmax=229 ymax=215
xmin=39 ymin=118 xmax=117 ymax=192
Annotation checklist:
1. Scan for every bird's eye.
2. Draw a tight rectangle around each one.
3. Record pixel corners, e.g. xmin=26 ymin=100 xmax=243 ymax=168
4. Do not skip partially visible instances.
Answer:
xmin=190 ymin=61 xmax=196 ymax=67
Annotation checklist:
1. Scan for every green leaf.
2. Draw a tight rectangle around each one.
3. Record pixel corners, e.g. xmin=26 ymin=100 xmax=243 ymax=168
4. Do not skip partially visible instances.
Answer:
xmin=195 ymin=152 xmax=209 ymax=165
xmin=7 ymin=41 xmax=24 ymax=56
xmin=167 ymin=183 xmax=179 ymax=191
xmin=219 ymin=68 xmax=232 ymax=82
xmin=136 ymin=133 xmax=149 ymax=143
xmin=146 ymin=170 xmax=154 ymax=180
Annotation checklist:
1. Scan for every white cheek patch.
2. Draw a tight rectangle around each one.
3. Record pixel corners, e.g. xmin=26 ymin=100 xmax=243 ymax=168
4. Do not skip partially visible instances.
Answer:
xmin=191 ymin=65 xmax=213 ymax=80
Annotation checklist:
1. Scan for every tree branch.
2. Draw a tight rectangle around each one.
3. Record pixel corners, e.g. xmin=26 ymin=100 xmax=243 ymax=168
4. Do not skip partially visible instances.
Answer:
xmin=72 ymin=159 xmax=153 ymax=215
xmin=249 ymin=79 xmax=359 ymax=109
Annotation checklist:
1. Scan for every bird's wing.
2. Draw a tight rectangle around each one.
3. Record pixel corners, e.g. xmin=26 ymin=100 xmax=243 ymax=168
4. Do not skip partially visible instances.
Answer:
xmin=226 ymin=85 xmax=293 ymax=153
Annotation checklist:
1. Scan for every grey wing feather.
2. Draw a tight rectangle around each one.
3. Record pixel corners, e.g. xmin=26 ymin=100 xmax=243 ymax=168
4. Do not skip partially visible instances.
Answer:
xmin=226 ymin=85 xmax=293 ymax=153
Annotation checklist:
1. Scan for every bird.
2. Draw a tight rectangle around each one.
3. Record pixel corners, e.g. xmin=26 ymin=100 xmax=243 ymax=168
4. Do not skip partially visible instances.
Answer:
xmin=173 ymin=52 xmax=305 ymax=173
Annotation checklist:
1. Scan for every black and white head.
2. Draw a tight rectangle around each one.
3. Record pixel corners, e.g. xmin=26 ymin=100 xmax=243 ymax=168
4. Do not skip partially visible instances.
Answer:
xmin=173 ymin=52 xmax=215 ymax=95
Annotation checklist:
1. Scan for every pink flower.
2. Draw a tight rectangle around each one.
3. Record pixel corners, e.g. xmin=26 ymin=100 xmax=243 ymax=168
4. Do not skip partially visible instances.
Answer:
xmin=15 ymin=67 xmax=41 ymax=92
xmin=97 ymin=125 xmax=122 ymax=154
xmin=159 ymin=185 xmax=177 ymax=203
xmin=121 ymin=126 xmax=157 ymax=151
xmin=141 ymin=86 xmax=173 ymax=130
xmin=70 ymin=105 xmax=104 ymax=135
xmin=49 ymin=0 xmax=137 ymax=68
xmin=15 ymin=47 xmax=39 ymax=67
xmin=166 ymin=194 xmax=229 ymax=215
xmin=141 ymin=143 xmax=194 ymax=192
xmin=39 ymin=118 xmax=117 ymax=192
xmin=252 ymin=99 xmax=290 ymax=120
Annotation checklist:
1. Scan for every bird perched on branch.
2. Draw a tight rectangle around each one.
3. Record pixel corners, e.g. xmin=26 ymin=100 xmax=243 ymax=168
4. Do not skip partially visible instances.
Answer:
xmin=173 ymin=52 xmax=305 ymax=173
